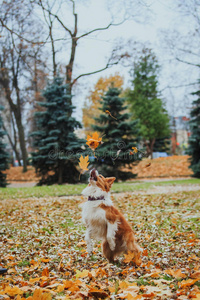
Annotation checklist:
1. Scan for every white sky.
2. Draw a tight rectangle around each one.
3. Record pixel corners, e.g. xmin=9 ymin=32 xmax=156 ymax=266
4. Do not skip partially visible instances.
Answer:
xmin=51 ymin=0 xmax=199 ymax=122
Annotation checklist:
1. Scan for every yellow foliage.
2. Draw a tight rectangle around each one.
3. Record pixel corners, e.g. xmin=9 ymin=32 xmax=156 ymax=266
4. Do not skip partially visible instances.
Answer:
xmin=82 ymin=73 xmax=123 ymax=134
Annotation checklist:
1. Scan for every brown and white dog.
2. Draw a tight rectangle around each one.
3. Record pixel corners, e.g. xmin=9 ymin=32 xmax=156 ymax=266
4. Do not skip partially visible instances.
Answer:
xmin=82 ymin=169 xmax=141 ymax=263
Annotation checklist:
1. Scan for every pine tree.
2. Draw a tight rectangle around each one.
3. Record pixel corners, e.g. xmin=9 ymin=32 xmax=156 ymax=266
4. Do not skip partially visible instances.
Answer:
xmin=31 ymin=77 xmax=83 ymax=185
xmin=0 ymin=105 xmax=9 ymax=187
xmin=92 ymin=86 xmax=140 ymax=180
xmin=187 ymin=89 xmax=200 ymax=178
xmin=126 ymin=49 xmax=170 ymax=158
xmin=154 ymin=137 xmax=171 ymax=153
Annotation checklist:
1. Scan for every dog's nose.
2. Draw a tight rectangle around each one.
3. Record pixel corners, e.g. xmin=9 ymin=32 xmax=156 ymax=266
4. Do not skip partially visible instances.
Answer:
xmin=90 ymin=168 xmax=97 ymax=181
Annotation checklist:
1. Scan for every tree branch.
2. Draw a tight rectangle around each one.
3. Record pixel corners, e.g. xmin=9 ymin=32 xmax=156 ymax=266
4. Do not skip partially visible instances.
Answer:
xmin=77 ymin=19 xmax=127 ymax=40
xmin=176 ymin=57 xmax=200 ymax=68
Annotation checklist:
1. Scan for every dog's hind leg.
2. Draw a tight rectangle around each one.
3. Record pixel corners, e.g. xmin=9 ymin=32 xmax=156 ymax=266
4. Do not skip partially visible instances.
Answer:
xmin=102 ymin=240 xmax=115 ymax=263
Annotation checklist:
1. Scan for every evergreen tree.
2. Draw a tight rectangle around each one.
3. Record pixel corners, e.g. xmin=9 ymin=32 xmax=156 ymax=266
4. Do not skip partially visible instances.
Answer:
xmin=31 ymin=77 xmax=83 ymax=185
xmin=126 ymin=49 xmax=170 ymax=158
xmin=0 ymin=106 xmax=9 ymax=187
xmin=93 ymin=86 xmax=140 ymax=180
xmin=187 ymin=89 xmax=200 ymax=178
xmin=154 ymin=136 xmax=171 ymax=153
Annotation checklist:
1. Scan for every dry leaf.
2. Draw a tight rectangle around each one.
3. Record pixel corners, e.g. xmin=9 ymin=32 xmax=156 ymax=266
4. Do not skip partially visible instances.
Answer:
xmin=79 ymin=155 xmax=89 ymax=171
xmin=145 ymin=163 xmax=151 ymax=168
xmin=86 ymin=132 xmax=102 ymax=150
xmin=132 ymin=147 xmax=138 ymax=153
xmin=105 ymin=110 xmax=117 ymax=120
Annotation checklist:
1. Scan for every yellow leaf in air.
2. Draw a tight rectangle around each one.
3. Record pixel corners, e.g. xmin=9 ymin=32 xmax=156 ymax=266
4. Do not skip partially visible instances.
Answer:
xmin=132 ymin=147 xmax=138 ymax=153
xmin=86 ymin=132 xmax=102 ymax=150
xmin=79 ymin=155 xmax=89 ymax=171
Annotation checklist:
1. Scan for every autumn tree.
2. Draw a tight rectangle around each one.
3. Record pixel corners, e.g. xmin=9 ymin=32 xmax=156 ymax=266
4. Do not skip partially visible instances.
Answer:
xmin=82 ymin=73 xmax=123 ymax=134
xmin=93 ymin=86 xmax=139 ymax=181
xmin=0 ymin=0 xmax=47 ymax=171
xmin=187 ymin=87 xmax=200 ymax=178
xmin=126 ymin=49 xmax=170 ymax=159
xmin=31 ymin=77 xmax=83 ymax=185
xmin=0 ymin=105 xmax=9 ymax=187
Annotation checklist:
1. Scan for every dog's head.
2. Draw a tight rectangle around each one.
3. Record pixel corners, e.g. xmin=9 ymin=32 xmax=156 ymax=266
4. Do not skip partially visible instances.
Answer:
xmin=89 ymin=168 xmax=115 ymax=192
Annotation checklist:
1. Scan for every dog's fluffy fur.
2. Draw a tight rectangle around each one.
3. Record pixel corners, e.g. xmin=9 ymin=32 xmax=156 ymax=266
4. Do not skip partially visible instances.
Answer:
xmin=82 ymin=169 xmax=141 ymax=263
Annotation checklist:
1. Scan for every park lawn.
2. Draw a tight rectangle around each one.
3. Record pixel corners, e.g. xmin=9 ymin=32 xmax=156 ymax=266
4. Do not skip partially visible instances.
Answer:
xmin=0 ymin=178 xmax=200 ymax=200
xmin=0 ymin=189 xmax=200 ymax=299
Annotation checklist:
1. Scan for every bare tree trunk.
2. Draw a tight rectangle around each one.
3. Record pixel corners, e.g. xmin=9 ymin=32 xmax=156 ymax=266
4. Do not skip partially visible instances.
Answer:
xmin=150 ymin=138 xmax=156 ymax=159
xmin=58 ymin=163 xmax=63 ymax=184
xmin=15 ymin=112 xmax=27 ymax=172
xmin=2 ymin=122 xmax=21 ymax=166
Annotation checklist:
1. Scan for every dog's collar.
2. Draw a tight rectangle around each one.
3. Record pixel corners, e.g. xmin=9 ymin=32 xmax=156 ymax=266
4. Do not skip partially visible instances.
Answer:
xmin=88 ymin=196 xmax=105 ymax=201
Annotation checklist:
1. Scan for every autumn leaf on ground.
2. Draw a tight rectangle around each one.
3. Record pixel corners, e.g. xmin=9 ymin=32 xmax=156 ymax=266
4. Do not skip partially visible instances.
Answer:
xmin=86 ymin=132 xmax=102 ymax=150
xmin=79 ymin=155 xmax=89 ymax=171
xmin=165 ymin=269 xmax=187 ymax=279
xmin=179 ymin=279 xmax=199 ymax=288
xmin=123 ymin=251 xmax=141 ymax=266
xmin=105 ymin=110 xmax=117 ymax=120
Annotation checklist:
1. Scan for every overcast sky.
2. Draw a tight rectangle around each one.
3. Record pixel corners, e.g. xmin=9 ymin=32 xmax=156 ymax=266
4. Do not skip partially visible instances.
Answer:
xmin=55 ymin=0 xmax=199 ymax=121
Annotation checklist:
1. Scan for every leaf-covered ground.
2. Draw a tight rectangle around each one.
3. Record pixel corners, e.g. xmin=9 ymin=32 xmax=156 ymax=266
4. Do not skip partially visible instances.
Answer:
xmin=0 ymin=190 xmax=200 ymax=299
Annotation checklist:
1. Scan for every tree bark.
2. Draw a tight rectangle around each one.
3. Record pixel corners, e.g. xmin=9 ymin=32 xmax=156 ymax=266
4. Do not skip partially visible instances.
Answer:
xmin=58 ymin=163 xmax=63 ymax=184
xmin=2 ymin=122 xmax=21 ymax=166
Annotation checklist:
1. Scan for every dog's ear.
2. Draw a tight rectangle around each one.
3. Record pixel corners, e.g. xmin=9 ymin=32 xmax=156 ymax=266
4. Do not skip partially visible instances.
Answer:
xmin=106 ymin=177 xmax=116 ymax=187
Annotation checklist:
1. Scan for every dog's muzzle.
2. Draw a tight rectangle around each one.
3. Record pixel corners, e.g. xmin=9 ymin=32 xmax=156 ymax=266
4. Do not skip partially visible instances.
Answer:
xmin=90 ymin=168 xmax=97 ymax=181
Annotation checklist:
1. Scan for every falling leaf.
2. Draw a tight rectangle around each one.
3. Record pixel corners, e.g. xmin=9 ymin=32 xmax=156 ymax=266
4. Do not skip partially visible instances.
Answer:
xmin=86 ymin=132 xmax=102 ymax=150
xmin=105 ymin=110 xmax=117 ymax=120
xmin=132 ymin=147 xmax=138 ymax=153
xmin=79 ymin=155 xmax=89 ymax=171
xmin=145 ymin=163 xmax=151 ymax=168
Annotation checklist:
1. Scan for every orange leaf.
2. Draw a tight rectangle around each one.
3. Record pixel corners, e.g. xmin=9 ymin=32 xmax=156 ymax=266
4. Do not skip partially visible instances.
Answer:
xmin=79 ymin=155 xmax=89 ymax=171
xmin=4 ymin=286 xmax=23 ymax=297
xmin=165 ymin=269 xmax=187 ymax=279
xmin=42 ymin=267 xmax=49 ymax=277
xmin=179 ymin=279 xmax=199 ymax=288
xmin=145 ymin=163 xmax=151 ymax=168
xmin=86 ymin=132 xmax=102 ymax=150
xmin=132 ymin=147 xmax=138 ymax=153
xmin=123 ymin=251 xmax=141 ymax=266
xmin=105 ymin=110 xmax=117 ymax=120
xmin=88 ymin=288 xmax=108 ymax=298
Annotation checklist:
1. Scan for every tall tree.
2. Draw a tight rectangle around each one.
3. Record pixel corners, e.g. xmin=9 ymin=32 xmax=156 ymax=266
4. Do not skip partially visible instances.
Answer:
xmin=1 ymin=0 xmax=148 ymax=99
xmin=0 ymin=0 xmax=47 ymax=171
xmin=126 ymin=49 xmax=170 ymax=158
xmin=31 ymin=77 xmax=83 ymax=185
xmin=0 ymin=105 xmax=9 ymax=187
xmin=82 ymin=73 xmax=123 ymax=134
xmin=93 ymin=86 xmax=139 ymax=181
xmin=187 ymin=87 xmax=200 ymax=178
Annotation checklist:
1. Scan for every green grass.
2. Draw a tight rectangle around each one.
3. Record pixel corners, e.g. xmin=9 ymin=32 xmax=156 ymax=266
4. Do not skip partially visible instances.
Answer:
xmin=0 ymin=178 xmax=200 ymax=200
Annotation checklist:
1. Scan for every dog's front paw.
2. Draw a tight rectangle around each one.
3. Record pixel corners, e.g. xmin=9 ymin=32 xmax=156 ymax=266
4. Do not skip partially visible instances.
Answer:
xmin=108 ymin=239 xmax=115 ymax=251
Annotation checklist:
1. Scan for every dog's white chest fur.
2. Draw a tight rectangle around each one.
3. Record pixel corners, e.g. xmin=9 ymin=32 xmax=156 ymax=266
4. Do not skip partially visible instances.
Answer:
xmin=82 ymin=201 xmax=107 ymax=239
